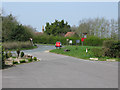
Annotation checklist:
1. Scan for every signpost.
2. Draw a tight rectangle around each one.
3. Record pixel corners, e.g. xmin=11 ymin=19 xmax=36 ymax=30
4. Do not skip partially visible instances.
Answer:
xmin=30 ymin=38 xmax=33 ymax=46
xmin=81 ymin=33 xmax=87 ymax=46
xmin=76 ymin=40 xmax=80 ymax=44
xmin=69 ymin=40 xmax=72 ymax=45
xmin=66 ymin=39 xmax=69 ymax=46
xmin=76 ymin=40 xmax=80 ymax=50
xmin=81 ymin=38 xmax=86 ymax=46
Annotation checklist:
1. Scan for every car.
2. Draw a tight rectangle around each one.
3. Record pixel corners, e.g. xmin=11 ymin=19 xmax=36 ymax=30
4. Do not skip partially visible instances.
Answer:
xmin=55 ymin=41 xmax=62 ymax=48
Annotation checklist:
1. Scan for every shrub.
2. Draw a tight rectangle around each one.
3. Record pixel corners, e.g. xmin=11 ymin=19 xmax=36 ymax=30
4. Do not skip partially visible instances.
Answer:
xmin=16 ymin=49 xmax=20 ymax=58
xmin=28 ymin=58 xmax=32 ymax=62
xmin=111 ymin=41 xmax=120 ymax=58
xmin=84 ymin=36 xmax=105 ymax=46
xmin=102 ymin=40 xmax=120 ymax=58
xmin=33 ymin=34 xmax=107 ymax=46
xmin=5 ymin=51 xmax=9 ymax=59
xmin=20 ymin=60 xmax=26 ymax=63
xmin=33 ymin=34 xmax=80 ymax=45
xmin=21 ymin=52 xmax=24 ymax=58
xmin=13 ymin=61 xmax=18 ymax=64
xmin=12 ymin=56 xmax=16 ymax=58
xmin=33 ymin=57 xmax=37 ymax=61
xmin=8 ymin=51 xmax=12 ymax=57
xmin=91 ymin=48 xmax=103 ymax=57
xmin=103 ymin=40 xmax=115 ymax=48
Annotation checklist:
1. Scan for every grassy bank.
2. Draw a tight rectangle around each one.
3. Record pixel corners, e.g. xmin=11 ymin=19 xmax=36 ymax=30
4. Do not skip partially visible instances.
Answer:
xmin=50 ymin=46 xmax=118 ymax=61
xmin=3 ymin=41 xmax=37 ymax=50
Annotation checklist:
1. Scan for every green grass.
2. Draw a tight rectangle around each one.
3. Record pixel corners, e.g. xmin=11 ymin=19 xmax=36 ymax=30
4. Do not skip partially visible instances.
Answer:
xmin=50 ymin=45 xmax=118 ymax=61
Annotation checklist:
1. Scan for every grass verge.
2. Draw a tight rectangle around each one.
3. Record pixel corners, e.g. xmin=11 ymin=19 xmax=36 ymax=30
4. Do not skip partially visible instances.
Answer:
xmin=50 ymin=45 xmax=118 ymax=61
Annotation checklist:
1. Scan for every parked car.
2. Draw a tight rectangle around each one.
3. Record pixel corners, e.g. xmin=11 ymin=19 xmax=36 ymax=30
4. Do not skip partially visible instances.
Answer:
xmin=55 ymin=41 xmax=62 ymax=48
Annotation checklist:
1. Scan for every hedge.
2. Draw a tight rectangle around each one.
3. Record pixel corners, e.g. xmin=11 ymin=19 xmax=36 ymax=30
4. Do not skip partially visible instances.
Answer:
xmin=33 ymin=34 xmax=108 ymax=46
xmin=102 ymin=40 xmax=120 ymax=58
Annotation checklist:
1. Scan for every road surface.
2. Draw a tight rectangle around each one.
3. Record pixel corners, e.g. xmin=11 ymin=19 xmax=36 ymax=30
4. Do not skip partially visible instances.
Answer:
xmin=2 ymin=45 xmax=118 ymax=88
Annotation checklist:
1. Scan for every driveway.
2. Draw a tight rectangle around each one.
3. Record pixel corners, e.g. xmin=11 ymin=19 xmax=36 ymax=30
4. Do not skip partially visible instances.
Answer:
xmin=2 ymin=45 xmax=118 ymax=88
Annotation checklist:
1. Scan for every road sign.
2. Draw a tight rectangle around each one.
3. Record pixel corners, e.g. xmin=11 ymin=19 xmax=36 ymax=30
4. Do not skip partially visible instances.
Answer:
xmin=81 ymin=38 xmax=86 ymax=42
xmin=84 ymin=35 xmax=87 ymax=38
xmin=76 ymin=40 xmax=80 ymax=43
xmin=69 ymin=40 xmax=72 ymax=44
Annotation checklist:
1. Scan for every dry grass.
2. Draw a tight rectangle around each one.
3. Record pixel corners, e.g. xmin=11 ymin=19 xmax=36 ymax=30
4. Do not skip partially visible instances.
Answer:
xmin=3 ymin=41 xmax=33 ymax=50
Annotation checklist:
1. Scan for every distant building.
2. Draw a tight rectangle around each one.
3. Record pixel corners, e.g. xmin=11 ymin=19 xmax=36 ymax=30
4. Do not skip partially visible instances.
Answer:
xmin=34 ymin=32 xmax=43 ymax=35
xmin=65 ymin=32 xmax=76 ymax=37
xmin=34 ymin=26 xmax=44 ymax=35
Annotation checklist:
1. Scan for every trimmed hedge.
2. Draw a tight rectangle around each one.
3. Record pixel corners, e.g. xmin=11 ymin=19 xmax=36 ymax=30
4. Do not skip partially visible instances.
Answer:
xmin=91 ymin=48 xmax=103 ymax=57
xmin=33 ymin=35 xmax=107 ymax=46
xmin=83 ymin=36 xmax=106 ymax=46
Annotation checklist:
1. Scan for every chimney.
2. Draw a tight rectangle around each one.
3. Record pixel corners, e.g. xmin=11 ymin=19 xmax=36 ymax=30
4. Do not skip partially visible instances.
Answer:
xmin=42 ymin=25 xmax=44 ymax=33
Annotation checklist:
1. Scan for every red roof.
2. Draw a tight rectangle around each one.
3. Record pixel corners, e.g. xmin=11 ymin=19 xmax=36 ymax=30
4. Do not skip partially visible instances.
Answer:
xmin=34 ymin=32 xmax=43 ymax=35
xmin=65 ymin=32 xmax=75 ymax=37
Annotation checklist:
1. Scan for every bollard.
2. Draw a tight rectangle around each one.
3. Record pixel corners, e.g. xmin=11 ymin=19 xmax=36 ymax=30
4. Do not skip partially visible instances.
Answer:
xmin=86 ymin=48 xmax=88 ymax=53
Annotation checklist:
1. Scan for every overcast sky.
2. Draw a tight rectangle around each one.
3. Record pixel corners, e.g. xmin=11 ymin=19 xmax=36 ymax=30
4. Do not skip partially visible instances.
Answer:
xmin=2 ymin=2 xmax=118 ymax=32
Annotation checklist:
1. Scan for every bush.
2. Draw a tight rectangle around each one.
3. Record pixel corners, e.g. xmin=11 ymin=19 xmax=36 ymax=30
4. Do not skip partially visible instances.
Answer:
xmin=103 ymin=40 xmax=115 ymax=48
xmin=84 ymin=36 xmax=105 ymax=46
xmin=20 ymin=60 xmax=26 ymax=63
xmin=16 ymin=49 xmax=20 ymax=58
xmin=102 ymin=40 xmax=120 ymax=58
xmin=13 ymin=61 xmax=18 ymax=64
xmin=91 ymin=48 xmax=103 ymax=57
xmin=33 ymin=57 xmax=37 ymax=61
xmin=28 ymin=58 xmax=32 ymax=62
xmin=33 ymin=34 xmax=80 ymax=45
xmin=33 ymin=34 xmax=106 ymax=46
xmin=5 ymin=51 xmax=9 ymax=59
xmin=8 ymin=51 xmax=12 ymax=57
xmin=21 ymin=52 xmax=24 ymax=58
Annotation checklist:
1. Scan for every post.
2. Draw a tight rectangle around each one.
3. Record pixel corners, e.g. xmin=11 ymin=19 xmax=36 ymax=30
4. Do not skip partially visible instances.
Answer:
xmin=86 ymin=48 xmax=88 ymax=53
xmin=30 ymin=38 xmax=34 ymax=46
xmin=66 ymin=39 xmax=69 ymax=46
xmin=82 ymin=41 xmax=83 ymax=46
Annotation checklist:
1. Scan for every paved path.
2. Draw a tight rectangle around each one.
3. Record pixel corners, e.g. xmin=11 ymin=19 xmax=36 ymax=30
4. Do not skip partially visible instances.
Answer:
xmin=3 ymin=45 xmax=118 ymax=88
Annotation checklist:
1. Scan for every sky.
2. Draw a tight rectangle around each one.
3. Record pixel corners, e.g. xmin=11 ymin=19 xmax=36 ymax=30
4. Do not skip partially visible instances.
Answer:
xmin=2 ymin=2 xmax=118 ymax=32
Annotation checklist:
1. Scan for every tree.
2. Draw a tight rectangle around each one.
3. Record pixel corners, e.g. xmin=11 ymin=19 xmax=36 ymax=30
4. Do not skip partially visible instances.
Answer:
xmin=2 ymin=14 xmax=18 ymax=42
xmin=71 ymin=17 xmax=118 ymax=39
xmin=2 ymin=14 xmax=35 ymax=42
xmin=44 ymin=20 xmax=71 ymax=36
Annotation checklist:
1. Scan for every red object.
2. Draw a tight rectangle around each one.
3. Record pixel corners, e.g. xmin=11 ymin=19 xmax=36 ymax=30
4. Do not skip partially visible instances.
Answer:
xmin=81 ymin=38 xmax=86 ymax=42
xmin=56 ymin=42 xmax=61 ymax=47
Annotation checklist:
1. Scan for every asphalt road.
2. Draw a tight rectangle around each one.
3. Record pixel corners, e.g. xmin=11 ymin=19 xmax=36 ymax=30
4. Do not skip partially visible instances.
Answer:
xmin=2 ymin=45 xmax=118 ymax=88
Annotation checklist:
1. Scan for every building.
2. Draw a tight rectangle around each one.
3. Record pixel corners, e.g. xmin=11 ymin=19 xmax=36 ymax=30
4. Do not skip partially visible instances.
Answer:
xmin=34 ymin=25 xmax=44 ymax=35
xmin=65 ymin=32 xmax=76 ymax=37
